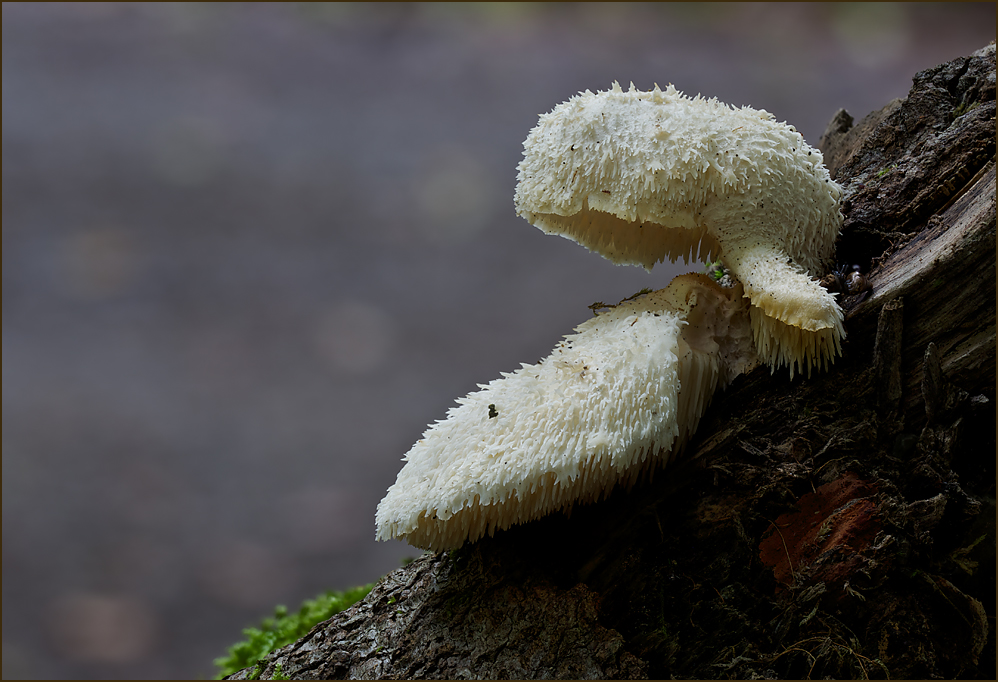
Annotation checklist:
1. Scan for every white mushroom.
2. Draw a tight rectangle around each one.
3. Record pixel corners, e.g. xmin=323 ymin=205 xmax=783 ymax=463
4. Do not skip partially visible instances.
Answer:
xmin=376 ymin=274 xmax=756 ymax=551
xmin=376 ymin=83 xmax=848 ymax=550
xmin=515 ymin=82 xmax=845 ymax=377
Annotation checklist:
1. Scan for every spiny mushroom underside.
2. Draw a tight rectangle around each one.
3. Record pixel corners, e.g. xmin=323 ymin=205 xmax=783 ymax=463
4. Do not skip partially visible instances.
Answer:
xmin=376 ymin=275 xmax=753 ymax=551
xmin=714 ymin=233 xmax=845 ymax=378
xmin=667 ymin=274 xmax=760 ymax=445
xmin=749 ymin=307 xmax=843 ymax=379
xmin=526 ymin=203 xmax=723 ymax=271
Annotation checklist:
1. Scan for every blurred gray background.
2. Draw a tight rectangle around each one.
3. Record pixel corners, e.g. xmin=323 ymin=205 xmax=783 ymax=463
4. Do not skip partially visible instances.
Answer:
xmin=3 ymin=3 xmax=994 ymax=678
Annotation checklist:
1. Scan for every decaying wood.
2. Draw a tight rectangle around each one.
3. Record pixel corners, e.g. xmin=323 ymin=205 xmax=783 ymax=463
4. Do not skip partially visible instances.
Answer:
xmin=228 ymin=44 xmax=995 ymax=680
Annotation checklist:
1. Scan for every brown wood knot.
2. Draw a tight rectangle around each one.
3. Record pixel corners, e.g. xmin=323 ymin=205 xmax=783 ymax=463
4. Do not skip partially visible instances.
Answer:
xmin=759 ymin=472 xmax=883 ymax=594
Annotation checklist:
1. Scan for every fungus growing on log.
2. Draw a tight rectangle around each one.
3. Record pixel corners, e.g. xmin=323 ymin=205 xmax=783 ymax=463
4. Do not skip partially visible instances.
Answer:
xmin=376 ymin=274 xmax=756 ymax=550
xmin=514 ymin=82 xmax=845 ymax=377
xmin=377 ymin=83 xmax=848 ymax=551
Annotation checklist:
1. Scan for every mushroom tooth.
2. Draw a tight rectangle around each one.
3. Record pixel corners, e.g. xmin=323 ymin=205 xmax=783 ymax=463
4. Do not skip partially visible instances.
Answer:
xmin=748 ymin=306 xmax=844 ymax=380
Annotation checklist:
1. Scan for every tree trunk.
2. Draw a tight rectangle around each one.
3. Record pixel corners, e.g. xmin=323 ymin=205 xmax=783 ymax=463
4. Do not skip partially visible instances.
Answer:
xmin=227 ymin=43 xmax=996 ymax=681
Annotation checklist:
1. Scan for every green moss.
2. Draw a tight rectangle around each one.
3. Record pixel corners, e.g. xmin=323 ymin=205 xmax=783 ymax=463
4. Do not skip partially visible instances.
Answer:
xmin=704 ymin=260 xmax=726 ymax=281
xmin=213 ymin=583 xmax=374 ymax=679
xmin=950 ymin=534 xmax=987 ymax=574
xmin=953 ymin=100 xmax=980 ymax=118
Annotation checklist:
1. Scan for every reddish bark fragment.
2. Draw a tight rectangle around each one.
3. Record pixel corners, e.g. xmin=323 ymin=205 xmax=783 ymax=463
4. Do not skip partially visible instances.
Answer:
xmin=759 ymin=472 xmax=881 ymax=591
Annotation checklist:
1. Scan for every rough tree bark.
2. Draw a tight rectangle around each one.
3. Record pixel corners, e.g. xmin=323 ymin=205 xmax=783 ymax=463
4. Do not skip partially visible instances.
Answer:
xmin=229 ymin=44 xmax=995 ymax=680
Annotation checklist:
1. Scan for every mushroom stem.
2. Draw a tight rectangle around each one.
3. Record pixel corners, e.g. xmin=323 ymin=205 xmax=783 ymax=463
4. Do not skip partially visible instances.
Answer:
xmin=712 ymin=226 xmax=845 ymax=378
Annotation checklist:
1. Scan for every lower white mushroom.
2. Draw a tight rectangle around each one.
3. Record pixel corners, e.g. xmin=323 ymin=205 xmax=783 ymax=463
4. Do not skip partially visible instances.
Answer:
xmin=376 ymin=274 xmax=757 ymax=551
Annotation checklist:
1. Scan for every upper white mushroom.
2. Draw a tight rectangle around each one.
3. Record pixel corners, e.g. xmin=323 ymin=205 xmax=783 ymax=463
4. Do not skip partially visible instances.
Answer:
xmin=515 ymin=82 xmax=845 ymax=377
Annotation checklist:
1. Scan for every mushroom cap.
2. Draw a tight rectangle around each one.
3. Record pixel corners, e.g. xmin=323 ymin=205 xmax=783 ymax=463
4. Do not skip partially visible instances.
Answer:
xmin=375 ymin=274 xmax=755 ymax=551
xmin=514 ymin=82 xmax=845 ymax=376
